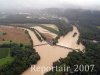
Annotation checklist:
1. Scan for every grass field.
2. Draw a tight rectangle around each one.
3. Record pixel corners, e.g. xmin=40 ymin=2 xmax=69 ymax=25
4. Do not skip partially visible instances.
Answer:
xmin=0 ymin=48 xmax=14 ymax=66
xmin=0 ymin=56 xmax=14 ymax=66
xmin=0 ymin=26 xmax=31 ymax=45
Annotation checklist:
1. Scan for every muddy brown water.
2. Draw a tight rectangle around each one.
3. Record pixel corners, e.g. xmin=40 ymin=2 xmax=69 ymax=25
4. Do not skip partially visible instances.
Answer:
xmin=21 ymin=26 xmax=84 ymax=75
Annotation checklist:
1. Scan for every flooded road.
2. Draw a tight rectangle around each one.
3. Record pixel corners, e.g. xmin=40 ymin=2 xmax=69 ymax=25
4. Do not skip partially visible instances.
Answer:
xmin=22 ymin=26 xmax=84 ymax=75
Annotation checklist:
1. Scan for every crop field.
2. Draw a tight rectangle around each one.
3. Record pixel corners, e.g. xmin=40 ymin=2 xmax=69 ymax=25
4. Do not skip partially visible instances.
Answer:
xmin=0 ymin=26 xmax=31 ymax=45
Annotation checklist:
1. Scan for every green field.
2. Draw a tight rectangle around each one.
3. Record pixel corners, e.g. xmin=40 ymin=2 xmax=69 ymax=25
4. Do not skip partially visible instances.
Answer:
xmin=0 ymin=56 xmax=14 ymax=66
xmin=39 ymin=25 xmax=59 ymax=34
xmin=0 ymin=48 xmax=10 ymax=59
xmin=0 ymin=48 xmax=14 ymax=66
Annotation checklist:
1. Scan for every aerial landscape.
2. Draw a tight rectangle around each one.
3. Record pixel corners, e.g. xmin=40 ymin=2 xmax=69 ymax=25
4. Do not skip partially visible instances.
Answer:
xmin=0 ymin=0 xmax=100 ymax=75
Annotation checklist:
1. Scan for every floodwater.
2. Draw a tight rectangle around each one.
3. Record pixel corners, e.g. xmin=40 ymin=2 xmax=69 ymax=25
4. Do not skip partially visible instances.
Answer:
xmin=22 ymin=26 xmax=84 ymax=75
xmin=32 ymin=26 xmax=57 ymax=38
xmin=40 ymin=24 xmax=59 ymax=31
xmin=57 ymin=26 xmax=84 ymax=50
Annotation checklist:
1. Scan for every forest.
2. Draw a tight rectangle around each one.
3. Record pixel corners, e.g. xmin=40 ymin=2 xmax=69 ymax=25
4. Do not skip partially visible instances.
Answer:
xmin=44 ymin=9 xmax=100 ymax=75
xmin=0 ymin=43 xmax=40 ymax=75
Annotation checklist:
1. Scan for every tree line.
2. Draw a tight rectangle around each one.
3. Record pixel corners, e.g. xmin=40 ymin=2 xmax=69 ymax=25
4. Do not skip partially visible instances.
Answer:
xmin=0 ymin=43 xmax=40 ymax=75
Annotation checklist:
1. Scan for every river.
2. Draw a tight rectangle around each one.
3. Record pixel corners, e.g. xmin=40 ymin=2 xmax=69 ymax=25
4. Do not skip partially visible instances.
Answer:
xmin=22 ymin=26 xmax=84 ymax=75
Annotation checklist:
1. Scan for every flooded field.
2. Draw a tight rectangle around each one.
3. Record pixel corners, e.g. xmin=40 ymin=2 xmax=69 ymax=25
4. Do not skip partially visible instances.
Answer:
xmin=32 ymin=26 xmax=57 ymax=38
xmin=40 ymin=24 xmax=59 ymax=31
xmin=57 ymin=26 xmax=84 ymax=50
xmin=22 ymin=25 xmax=84 ymax=75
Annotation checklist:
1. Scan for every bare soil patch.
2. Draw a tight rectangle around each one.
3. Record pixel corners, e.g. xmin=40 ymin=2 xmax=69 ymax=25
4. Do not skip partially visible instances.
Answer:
xmin=0 ymin=26 xmax=31 ymax=45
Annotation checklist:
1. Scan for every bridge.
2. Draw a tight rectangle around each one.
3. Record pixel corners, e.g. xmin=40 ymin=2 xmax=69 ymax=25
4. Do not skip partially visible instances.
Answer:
xmin=55 ymin=45 xmax=77 ymax=51
xmin=33 ymin=43 xmax=78 ymax=51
